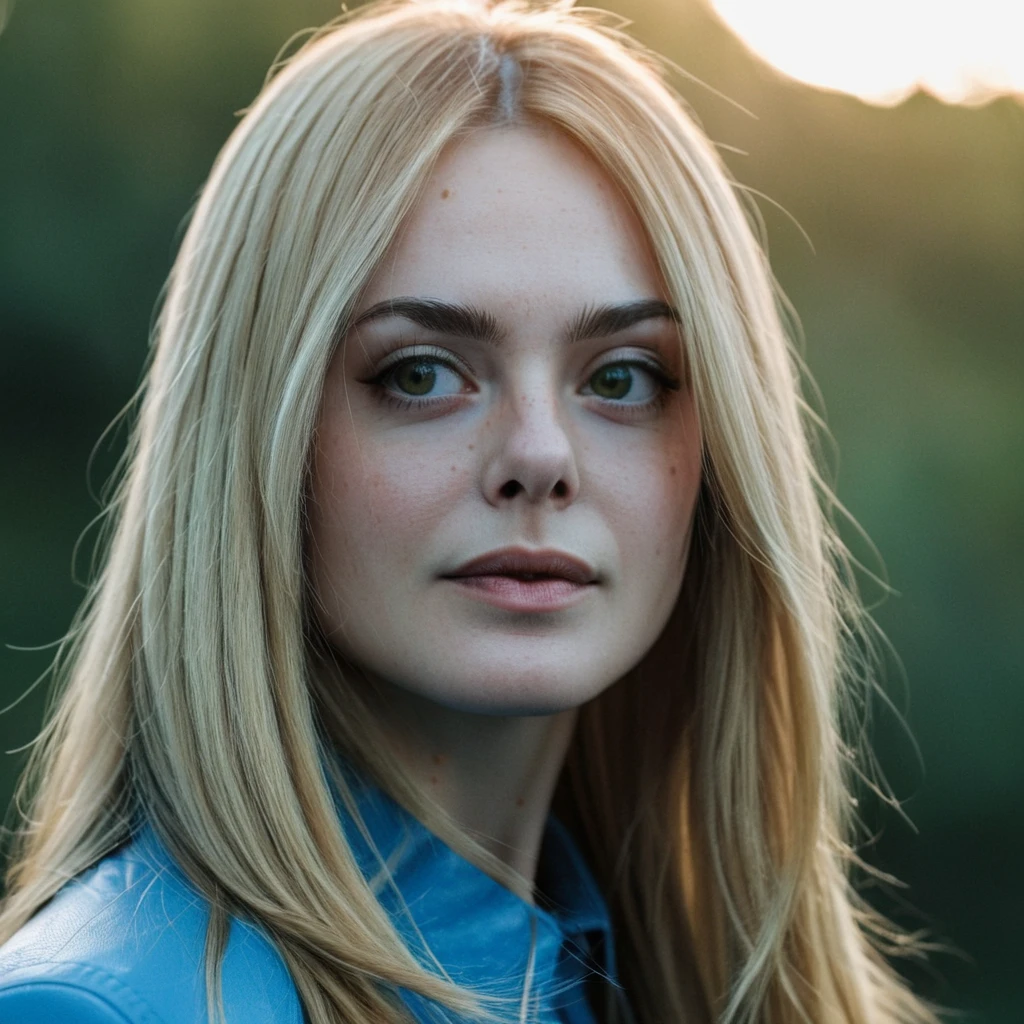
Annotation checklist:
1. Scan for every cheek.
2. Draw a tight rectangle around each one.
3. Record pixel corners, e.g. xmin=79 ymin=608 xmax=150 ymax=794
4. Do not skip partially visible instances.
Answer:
xmin=588 ymin=420 xmax=702 ymax=572
xmin=309 ymin=420 xmax=472 ymax=581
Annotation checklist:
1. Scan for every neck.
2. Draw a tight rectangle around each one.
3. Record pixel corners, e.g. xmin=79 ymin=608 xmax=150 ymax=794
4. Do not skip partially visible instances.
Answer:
xmin=362 ymin=680 xmax=578 ymax=886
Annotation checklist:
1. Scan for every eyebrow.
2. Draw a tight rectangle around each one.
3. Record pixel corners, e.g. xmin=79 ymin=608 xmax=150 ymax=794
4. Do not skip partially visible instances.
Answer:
xmin=350 ymin=297 xmax=680 ymax=345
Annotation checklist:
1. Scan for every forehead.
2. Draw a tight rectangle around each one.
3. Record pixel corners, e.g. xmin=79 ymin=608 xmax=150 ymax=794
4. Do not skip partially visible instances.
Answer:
xmin=356 ymin=125 xmax=665 ymax=318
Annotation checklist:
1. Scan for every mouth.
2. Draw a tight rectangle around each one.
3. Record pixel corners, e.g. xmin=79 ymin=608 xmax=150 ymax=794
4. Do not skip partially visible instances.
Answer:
xmin=441 ymin=547 xmax=598 ymax=612
xmin=443 ymin=547 xmax=597 ymax=585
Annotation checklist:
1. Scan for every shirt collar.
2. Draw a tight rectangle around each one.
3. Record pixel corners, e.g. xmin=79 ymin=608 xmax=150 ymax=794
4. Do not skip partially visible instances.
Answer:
xmin=334 ymin=766 xmax=618 ymax=1015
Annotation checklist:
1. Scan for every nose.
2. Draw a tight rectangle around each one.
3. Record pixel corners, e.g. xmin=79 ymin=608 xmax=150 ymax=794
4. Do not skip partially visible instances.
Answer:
xmin=481 ymin=381 xmax=580 ymax=508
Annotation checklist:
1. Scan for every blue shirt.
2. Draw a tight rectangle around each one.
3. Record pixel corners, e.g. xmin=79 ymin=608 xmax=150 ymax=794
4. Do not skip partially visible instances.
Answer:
xmin=0 ymin=774 xmax=621 ymax=1023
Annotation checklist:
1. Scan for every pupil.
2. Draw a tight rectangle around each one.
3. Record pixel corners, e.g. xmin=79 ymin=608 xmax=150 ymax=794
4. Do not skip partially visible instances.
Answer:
xmin=397 ymin=361 xmax=436 ymax=396
xmin=593 ymin=365 xmax=632 ymax=399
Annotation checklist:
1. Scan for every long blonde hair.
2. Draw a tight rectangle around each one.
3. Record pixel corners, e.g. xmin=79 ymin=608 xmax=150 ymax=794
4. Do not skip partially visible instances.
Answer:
xmin=1 ymin=2 xmax=938 ymax=1022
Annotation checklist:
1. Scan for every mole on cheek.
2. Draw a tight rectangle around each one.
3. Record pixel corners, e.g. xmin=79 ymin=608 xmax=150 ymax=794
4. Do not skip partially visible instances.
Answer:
xmin=440 ymin=188 xmax=450 ymax=199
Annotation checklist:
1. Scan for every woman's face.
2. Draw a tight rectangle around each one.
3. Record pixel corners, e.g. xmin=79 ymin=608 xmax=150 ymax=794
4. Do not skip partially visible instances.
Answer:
xmin=308 ymin=125 xmax=702 ymax=715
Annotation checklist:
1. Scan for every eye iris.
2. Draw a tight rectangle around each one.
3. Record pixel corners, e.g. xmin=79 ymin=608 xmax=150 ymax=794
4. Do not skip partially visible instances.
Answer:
xmin=591 ymin=364 xmax=632 ymax=400
xmin=395 ymin=361 xmax=436 ymax=396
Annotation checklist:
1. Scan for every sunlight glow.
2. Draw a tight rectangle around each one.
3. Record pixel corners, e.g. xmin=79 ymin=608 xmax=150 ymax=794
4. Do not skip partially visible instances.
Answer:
xmin=709 ymin=0 xmax=1024 ymax=105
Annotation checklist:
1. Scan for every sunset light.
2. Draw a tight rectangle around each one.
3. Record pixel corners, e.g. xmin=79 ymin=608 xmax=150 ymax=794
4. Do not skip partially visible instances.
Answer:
xmin=709 ymin=0 xmax=1024 ymax=104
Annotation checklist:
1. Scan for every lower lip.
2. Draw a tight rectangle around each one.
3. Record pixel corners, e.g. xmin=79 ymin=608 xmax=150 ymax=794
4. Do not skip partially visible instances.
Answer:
xmin=444 ymin=575 xmax=594 ymax=612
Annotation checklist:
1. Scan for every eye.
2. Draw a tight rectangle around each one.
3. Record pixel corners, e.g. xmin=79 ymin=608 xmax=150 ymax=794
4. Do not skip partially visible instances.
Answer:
xmin=392 ymin=360 xmax=434 ymax=396
xmin=372 ymin=348 xmax=471 ymax=403
xmin=583 ymin=361 xmax=664 ymax=404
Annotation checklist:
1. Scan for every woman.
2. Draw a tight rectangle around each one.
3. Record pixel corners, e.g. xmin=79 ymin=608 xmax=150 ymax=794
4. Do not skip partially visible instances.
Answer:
xmin=0 ymin=1 xmax=938 ymax=1021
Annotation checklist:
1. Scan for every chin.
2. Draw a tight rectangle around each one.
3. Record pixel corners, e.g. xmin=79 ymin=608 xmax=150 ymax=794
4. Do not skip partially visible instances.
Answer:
xmin=421 ymin=660 xmax=623 ymax=717
xmin=339 ymin=634 xmax=646 ymax=720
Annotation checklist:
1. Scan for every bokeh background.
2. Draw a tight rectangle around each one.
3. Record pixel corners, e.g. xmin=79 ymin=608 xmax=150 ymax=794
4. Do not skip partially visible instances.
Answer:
xmin=1 ymin=0 xmax=1021 ymax=1018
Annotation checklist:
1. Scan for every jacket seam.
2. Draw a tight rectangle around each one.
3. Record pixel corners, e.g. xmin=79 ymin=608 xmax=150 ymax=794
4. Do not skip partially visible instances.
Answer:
xmin=0 ymin=963 xmax=169 ymax=1024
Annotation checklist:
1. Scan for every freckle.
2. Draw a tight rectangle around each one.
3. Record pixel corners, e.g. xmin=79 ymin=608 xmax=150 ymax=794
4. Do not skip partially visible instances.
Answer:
xmin=450 ymin=464 xmax=457 ymax=472
xmin=468 ymin=443 xmax=475 ymax=450
xmin=669 ymin=465 xmax=677 ymax=476
xmin=516 ymin=797 xmax=525 ymax=808
xmin=432 ymin=753 xmax=447 ymax=766
xmin=430 ymin=775 xmax=439 ymax=785
xmin=440 ymin=188 xmax=450 ymax=199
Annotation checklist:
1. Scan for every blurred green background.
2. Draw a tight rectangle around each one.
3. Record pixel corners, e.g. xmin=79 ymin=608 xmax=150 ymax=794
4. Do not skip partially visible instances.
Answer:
xmin=1 ymin=0 xmax=1020 ymax=1018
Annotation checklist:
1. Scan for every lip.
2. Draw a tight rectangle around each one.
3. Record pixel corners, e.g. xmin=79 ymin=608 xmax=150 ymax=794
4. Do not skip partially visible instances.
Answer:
xmin=444 ymin=547 xmax=597 ymax=584
xmin=441 ymin=547 xmax=598 ymax=612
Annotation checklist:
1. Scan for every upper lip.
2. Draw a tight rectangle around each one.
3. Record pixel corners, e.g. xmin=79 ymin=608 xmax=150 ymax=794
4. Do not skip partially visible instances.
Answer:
xmin=444 ymin=547 xmax=598 ymax=585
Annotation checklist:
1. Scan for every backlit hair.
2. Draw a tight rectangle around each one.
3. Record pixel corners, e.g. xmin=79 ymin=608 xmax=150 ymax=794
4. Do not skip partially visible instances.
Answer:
xmin=1 ymin=2 xmax=938 ymax=1022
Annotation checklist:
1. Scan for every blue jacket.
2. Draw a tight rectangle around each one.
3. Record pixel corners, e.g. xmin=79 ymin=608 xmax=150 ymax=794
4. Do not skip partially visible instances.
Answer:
xmin=0 ymin=776 xmax=620 ymax=1023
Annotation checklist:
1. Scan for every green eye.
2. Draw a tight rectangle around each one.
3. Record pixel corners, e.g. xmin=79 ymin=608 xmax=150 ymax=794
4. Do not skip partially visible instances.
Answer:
xmin=375 ymin=353 xmax=468 ymax=403
xmin=584 ymin=360 xmax=672 ymax=409
xmin=590 ymin=364 xmax=637 ymax=400
xmin=393 ymin=360 xmax=438 ymax=396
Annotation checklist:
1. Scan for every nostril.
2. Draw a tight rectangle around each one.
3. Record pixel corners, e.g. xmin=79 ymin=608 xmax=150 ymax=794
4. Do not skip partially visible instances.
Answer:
xmin=552 ymin=480 xmax=568 ymax=499
xmin=500 ymin=480 xmax=523 ymax=499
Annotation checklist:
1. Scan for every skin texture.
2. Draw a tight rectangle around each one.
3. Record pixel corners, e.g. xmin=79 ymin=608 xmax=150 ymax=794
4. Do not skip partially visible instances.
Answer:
xmin=308 ymin=125 xmax=702 ymax=881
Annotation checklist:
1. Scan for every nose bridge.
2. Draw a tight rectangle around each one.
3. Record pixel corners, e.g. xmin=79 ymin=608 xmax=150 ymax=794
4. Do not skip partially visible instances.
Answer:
xmin=483 ymin=361 xmax=579 ymax=505
xmin=510 ymin=362 xmax=563 ymax=435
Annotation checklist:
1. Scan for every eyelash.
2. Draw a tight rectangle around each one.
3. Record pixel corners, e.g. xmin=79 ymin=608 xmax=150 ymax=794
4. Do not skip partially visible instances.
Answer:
xmin=582 ymin=360 xmax=680 ymax=421
xmin=367 ymin=345 xmax=473 ymax=413
xmin=367 ymin=344 xmax=680 ymax=418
